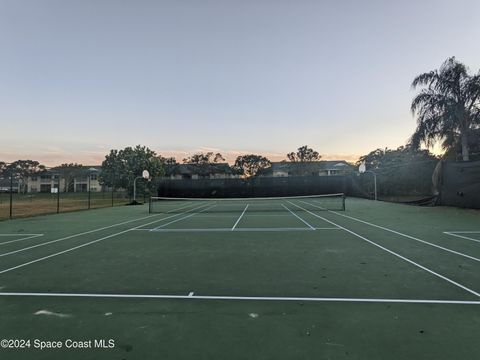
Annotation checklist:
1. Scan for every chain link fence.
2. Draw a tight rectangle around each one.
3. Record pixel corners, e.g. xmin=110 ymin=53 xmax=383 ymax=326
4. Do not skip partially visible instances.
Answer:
xmin=157 ymin=161 xmax=439 ymax=205
xmin=436 ymin=160 xmax=480 ymax=209
xmin=157 ymin=175 xmax=348 ymax=198
xmin=0 ymin=170 xmax=130 ymax=220
xmin=348 ymin=160 xmax=438 ymax=203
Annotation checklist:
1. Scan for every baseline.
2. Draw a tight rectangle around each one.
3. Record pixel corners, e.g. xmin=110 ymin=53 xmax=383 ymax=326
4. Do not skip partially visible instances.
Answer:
xmin=0 ymin=291 xmax=478 ymax=305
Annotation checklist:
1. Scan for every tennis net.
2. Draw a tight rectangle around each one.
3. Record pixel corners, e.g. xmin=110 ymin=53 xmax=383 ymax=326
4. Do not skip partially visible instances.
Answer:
xmin=149 ymin=193 xmax=345 ymax=213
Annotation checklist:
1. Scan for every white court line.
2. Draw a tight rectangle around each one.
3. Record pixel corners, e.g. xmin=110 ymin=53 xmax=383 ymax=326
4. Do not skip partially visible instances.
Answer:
xmin=151 ymin=204 xmax=216 ymax=231
xmin=444 ymin=232 xmax=480 ymax=244
xmin=234 ymin=227 xmax=313 ymax=232
xmin=0 ymin=291 xmax=478 ymax=305
xmin=281 ymin=203 xmax=316 ymax=230
xmin=0 ymin=234 xmax=43 ymax=246
xmin=0 ymin=202 xmax=200 ymax=258
xmin=301 ymin=201 xmax=480 ymax=263
xmin=137 ymin=227 xmax=320 ymax=233
xmin=0 ymin=234 xmax=43 ymax=236
xmin=445 ymin=231 xmax=480 ymax=234
xmin=289 ymin=201 xmax=480 ymax=298
xmin=231 ymin=204 xmax=249 ymax=230
xmin=0 ymin=204 xmax=211 ymax=275
xmin=177 ymin=214 xmax=297 ymax=218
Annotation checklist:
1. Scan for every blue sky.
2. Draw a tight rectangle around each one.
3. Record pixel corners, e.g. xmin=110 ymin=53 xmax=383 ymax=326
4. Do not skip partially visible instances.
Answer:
xmin=1 ymin=0 xmax=479 ymax=165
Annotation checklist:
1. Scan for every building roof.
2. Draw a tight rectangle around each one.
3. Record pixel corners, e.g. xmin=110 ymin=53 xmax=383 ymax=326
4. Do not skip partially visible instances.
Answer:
xmin=259 ymin=161 xmax=354 ymax=175
xmin=272 ymin=160 xmax=351 ymax=170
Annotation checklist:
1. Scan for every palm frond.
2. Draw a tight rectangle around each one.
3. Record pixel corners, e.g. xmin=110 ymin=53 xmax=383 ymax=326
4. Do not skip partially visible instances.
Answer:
xmin=411 ymin=71 xmax=438 ymax=89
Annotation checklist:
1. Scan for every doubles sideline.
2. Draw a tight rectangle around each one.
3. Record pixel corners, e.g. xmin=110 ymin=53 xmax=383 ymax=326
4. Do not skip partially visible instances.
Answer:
xmin=0 ymin=202 xmax=196 ymax=258
xmin=0 ymin=203 xmax=212 ymax=275
xmin=289 ymin=201 xmax=480 ymax=299
xmin=307 ymin=201 xmax=480 ymax=263
xmin=444 ymin=231 xmax=480 ymax=244
xmin=0 ymin=234 xmax=44 ymax=246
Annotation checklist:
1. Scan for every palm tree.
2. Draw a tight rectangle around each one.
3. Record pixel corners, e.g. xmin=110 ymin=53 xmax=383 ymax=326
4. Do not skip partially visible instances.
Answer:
xmin=410 ymin=57 xmax=480 ymax=161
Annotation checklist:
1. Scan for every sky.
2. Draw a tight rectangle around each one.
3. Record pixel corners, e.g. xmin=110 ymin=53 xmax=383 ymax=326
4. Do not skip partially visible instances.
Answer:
xmin=1 ymin=0 xmax=479 ymax=166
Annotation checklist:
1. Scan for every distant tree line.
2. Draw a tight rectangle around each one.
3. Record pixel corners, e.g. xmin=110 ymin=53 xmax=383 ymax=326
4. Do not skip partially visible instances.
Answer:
xmin=6 ymin=57 xmax=479 ymax=197
xmin=0 ymin=145 xmax=327 ymax=195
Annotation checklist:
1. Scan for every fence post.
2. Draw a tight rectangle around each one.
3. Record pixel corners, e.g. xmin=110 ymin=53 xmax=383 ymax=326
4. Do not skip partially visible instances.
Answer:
xmin=57 ymin=175 xmax=60 ymax=213
xmin=9 ymin=173 xmax=13 ymax=219
xmin=111 ymin=173 xmax=114 ymax=207
xmin=88 ymin=175 xmax=91 ymax=209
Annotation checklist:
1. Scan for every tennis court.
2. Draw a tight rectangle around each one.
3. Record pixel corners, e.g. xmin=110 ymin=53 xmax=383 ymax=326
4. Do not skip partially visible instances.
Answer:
xmin=0 ymin=196 xmax=479 ymax=359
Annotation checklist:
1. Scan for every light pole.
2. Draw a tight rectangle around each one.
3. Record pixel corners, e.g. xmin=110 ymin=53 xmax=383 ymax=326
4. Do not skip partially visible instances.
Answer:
xmin=133 ymin=170 xmax=150 ymax=205
xmin=53 ymin=172 xmax=60 ymax=213
xmin=9 ymin=171 xmax=13 ymax=219
xmin=359 ymin=162 xmax=377 ymax=201
xmin=111 ymin=171 xmax=115 ymax=207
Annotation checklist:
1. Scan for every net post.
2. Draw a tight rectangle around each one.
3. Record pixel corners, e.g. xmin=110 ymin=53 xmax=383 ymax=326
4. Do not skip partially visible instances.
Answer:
xmin=149 ymin=197 xmax=152 ymax=214
xmin=342 ymin=193 xmax=346 ymax=211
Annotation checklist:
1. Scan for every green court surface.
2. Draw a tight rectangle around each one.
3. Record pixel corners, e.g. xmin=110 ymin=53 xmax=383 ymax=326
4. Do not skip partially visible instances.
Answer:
xmin=0 ymin=198 xmax=479 ymax=359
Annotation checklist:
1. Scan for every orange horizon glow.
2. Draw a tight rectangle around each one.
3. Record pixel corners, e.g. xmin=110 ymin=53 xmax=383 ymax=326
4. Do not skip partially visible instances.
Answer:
xmin=0 ymin=149 xmax=362 ymax=168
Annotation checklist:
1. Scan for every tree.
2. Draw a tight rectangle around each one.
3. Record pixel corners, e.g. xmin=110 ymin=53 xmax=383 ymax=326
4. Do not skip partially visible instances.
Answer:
xmin=232 ymin=155 xmax=271 ymax=177
xmin=287 ymin=145 xmax=321 ymax=162
xmin=158 ymin=156 xmax=177 ymax=178
xmin=356 ymin=146 xmax=439 ymax=198
xmin=357 ymin=146 xmax=437 ymax=170
xmin=158 ymin=156 xmax=177 ymax=165
xmin=0 ymin=161 xmax=6 ymax=176
xmin=410 ymin=57 xmax=480 ymax=161
xmin=3 ymin=160 xmax=46 ymax=193
xmin=443 ymin=128 xmax=480 ymax=160
xmin=52 ymin=163 xmax=84 ymax=192
xmin=183 ymin=152 xmax=225 ymax=164
xmin=99 ymin=145 xmax=164 ymax=195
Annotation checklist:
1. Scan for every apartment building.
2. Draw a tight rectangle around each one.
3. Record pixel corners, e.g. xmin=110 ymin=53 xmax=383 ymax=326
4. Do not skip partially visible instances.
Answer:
xmin=26 ymin=166 xmax=103 ymax=193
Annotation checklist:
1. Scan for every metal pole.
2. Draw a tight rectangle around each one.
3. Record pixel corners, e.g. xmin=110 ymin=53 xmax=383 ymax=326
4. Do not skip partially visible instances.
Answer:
xmin=9 ymin=173 xmax=13 ymax=219
xmin=57 ymin=175 xmax=60 ymax=213
xmin=88 ymin=175 xmax=91 ymax=209
xmin=133 ymin=176 xmax=138 ymax=203
xmin=111 ymin=172 xmax=114 ymax=207
xmin=364 ymin=170 xmax=378 ymax=201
